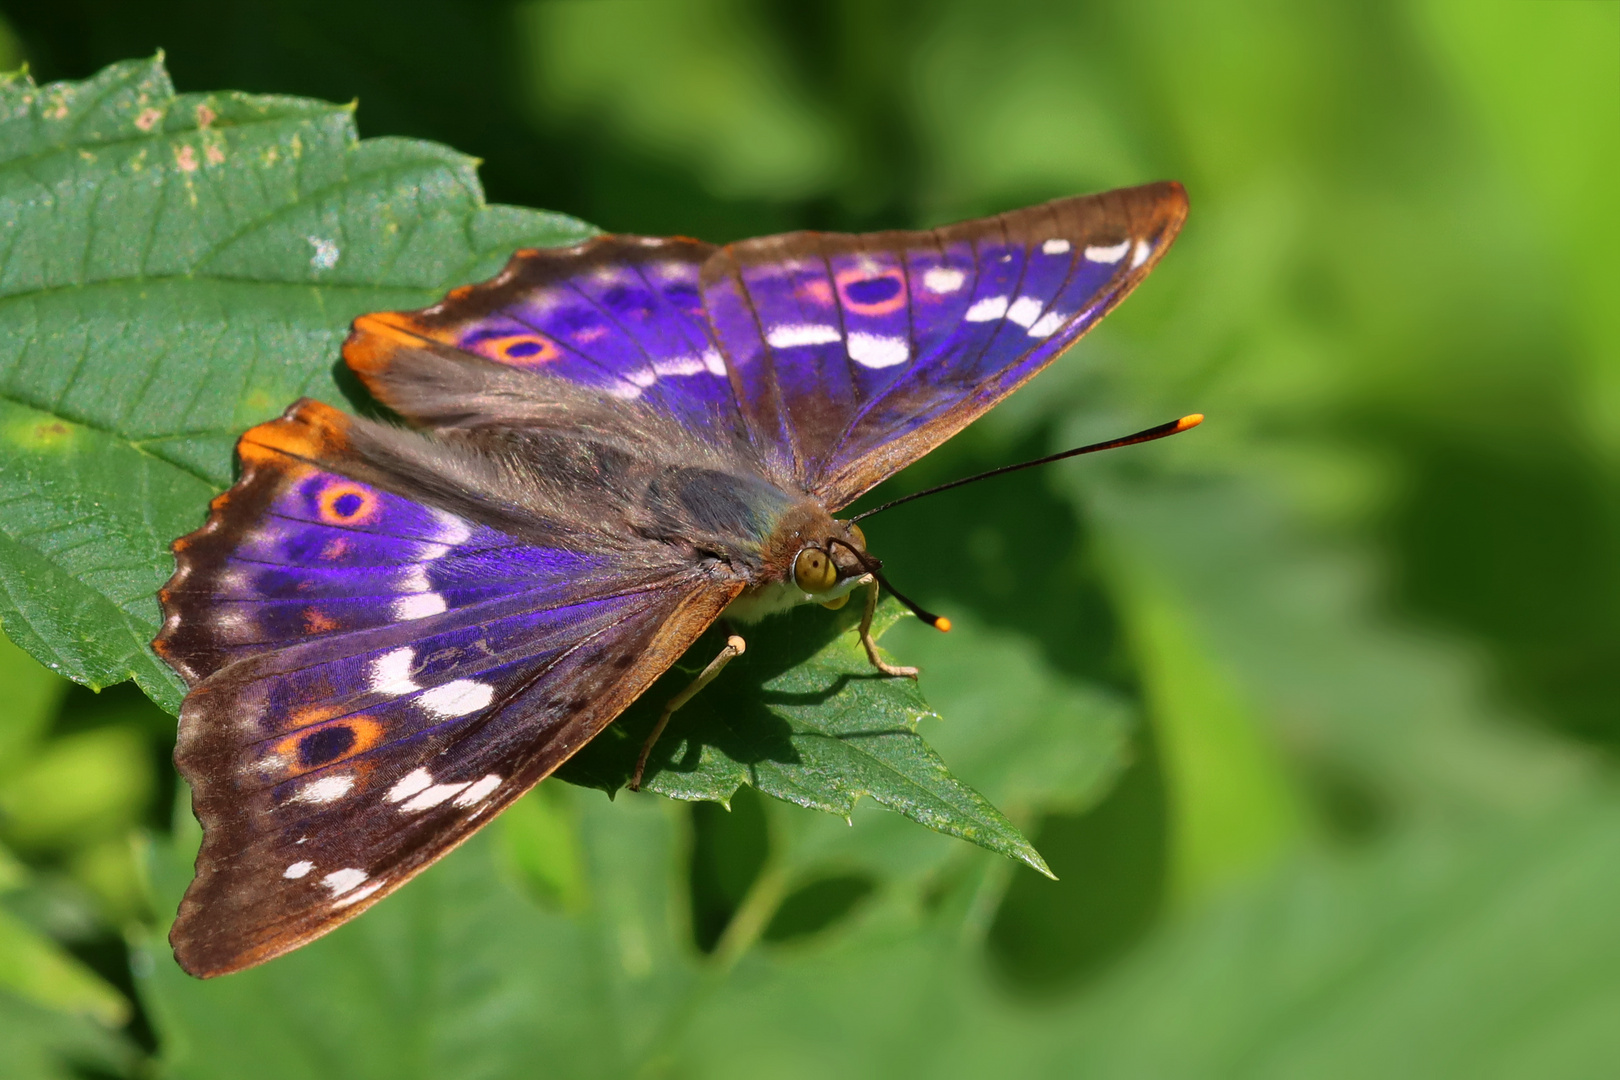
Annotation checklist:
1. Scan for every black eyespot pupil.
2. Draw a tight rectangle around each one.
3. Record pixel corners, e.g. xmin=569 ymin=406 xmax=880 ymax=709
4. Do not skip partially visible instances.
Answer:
xmin=299 ymin=725 xmax=356 ymax=767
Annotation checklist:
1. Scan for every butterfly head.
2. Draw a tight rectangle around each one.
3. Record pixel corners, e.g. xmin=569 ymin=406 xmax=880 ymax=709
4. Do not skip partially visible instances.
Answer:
xmin=791 ymin=522 xmax=870 ymax=611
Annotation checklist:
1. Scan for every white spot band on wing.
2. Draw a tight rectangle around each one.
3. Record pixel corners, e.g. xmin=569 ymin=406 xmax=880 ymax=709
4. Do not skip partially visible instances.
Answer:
xmin=1130 ymin=238 xmax=1153 ymax=269
xmin=652 ymin=354 xmax=707 ymax=377
xmin=418 ymin=680 xmax=495 ymax=719
xmin=334 ymin=880 xmax=385 ymax=908
xmin=369 ymin=648 xmax=419 ymax=696
xmin=452 ymin=774 xmax=503 ymax=808
xmin=387 ymin=768 xmax=433 ymax=803
xmin=393 ymin=592 xmax=447 ymax=620
xmin=428 ymin=509 xmax=473 ymax=547
xmin=400 ymin=782 xmax=472 ymax=813
xmin=294 ymin=774 xmax=354 ymax=804
xmin=965 ymin=295 xmax=1009 ymax=322
xmin=767 ymin=323 xmax=842 ymax=348
xmin=322 ymin=868 xmax=368 ymax=895
xmin=1028 ymin=311 xmax=1068 ymax=338
xmin=1042 ymin=238 xmax=1071 ymax=255
xmin=923 ymin=266 xmax=965 ymax=293
xmin=847 ymin=332 xmax=910 ymax=369
xmin=1006 ymin=296 xmax=1045 ymax=328
xmin=1084 ymin=239 xmax=1131 ymax=264
xmin=284 ymin=860 xmax=314 ymax=879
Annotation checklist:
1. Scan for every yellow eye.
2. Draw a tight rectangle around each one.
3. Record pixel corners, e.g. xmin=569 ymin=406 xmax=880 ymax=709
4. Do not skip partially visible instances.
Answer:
xmin=848 ymin=523 xmax=866 ymax=549
xmin=793 ymin=547 xmax=837 ymax=593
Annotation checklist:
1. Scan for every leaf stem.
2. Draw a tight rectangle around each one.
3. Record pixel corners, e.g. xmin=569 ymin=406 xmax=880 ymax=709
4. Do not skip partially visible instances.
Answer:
xmin=709 ymin=859 xmax=790 ymax=974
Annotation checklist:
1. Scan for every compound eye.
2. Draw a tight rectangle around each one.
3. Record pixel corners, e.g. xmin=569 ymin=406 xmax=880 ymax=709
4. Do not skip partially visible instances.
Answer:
xmin=848 ymin=523 xmax=866 ymax=549
xmin=793 ymin=546 xmax=838 ymax=593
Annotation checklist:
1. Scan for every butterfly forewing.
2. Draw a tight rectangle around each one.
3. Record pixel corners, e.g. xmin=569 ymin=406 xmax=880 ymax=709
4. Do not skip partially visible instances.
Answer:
xmin=702 ymin=182 xmax=1187 ymax=506
xmin=342 ymin=235 xmax=753 ymax=442
xmin=157 ymin=400 xmax=743 ymax=976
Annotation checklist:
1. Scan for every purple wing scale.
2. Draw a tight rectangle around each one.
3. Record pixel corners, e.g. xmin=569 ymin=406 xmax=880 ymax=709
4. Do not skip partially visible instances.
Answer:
xmin=156 ymin=400 xmax=741 ymax=976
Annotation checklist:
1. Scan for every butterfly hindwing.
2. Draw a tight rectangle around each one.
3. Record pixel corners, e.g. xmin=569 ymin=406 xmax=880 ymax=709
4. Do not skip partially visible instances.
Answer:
xmin=157 ymin=400 xmax=743 ymax=976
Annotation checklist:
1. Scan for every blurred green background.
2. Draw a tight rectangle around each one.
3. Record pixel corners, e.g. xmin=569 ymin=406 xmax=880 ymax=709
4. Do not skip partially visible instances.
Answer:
xmin=0 ymin=1 xmax=1616 ymax=1076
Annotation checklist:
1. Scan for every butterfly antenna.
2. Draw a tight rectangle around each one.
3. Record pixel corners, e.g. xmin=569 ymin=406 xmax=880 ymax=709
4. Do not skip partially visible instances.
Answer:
xmin=849 ymin=414 xmax=1204 ymax=523
xmin=828 ymin=538 xmax=952 ymax=632
xmin=871 ymin=568 xmax=952 ymax=632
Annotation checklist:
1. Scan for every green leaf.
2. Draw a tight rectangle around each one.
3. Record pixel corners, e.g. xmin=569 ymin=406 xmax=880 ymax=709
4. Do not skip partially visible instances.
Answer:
xmin=756 ymin=613 xmax=1132 ymax=892
xmin=0 ymin=57 xmax=592 ymax=713
xmin=0 ymin=905 xmax=130 ymax=1028
xmin=562 ymin=599 xmax=1052 ymax=876
xmin=0 ymin=986 xmax=135 ymax=1080
xmin=674 ymin=792 xmax=1620 ymax=1080
xmin=0 ymin=57 xmax=1051 ymax=868
xmin=143 ymin=787 xmax=697 ymax=1080
xmin=0 ymin=630 xmax=66 ymax=774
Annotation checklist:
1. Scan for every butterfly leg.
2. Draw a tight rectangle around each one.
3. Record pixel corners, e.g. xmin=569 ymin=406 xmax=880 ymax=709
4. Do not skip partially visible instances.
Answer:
xmin=630 ymin=633 xmax=748 ymax=792
xmin=859 ymin=576 xmax=919 ymax=679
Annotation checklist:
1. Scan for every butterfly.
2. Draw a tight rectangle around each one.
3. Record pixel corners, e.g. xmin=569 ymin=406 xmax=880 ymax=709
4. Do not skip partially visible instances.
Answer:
xmin=153 ymin=181 xmax=1189 ymax=977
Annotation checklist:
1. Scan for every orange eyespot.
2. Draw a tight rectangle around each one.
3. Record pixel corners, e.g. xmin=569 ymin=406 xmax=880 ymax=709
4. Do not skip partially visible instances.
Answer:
xmin=835 ymin=267 xmax=908 ymax=317
xmin=793 ymin=546 xmax=837 ymax=593
xmin=316 ymin=482 xmax=379 ymax=525
xmin=472 ymin=332 xmax=562 ymax=367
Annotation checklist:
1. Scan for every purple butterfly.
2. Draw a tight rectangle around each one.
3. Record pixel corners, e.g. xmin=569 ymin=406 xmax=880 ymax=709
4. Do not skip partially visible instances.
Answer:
xmin=154 ymin=182 xmax=1189 ymax=977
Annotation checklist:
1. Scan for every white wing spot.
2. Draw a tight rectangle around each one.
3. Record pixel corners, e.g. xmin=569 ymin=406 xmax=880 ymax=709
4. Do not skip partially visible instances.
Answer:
xmin=387 ymin=768 xmax=433 ymax=803
xmin=1130 ymin=238 xmax=1153 ymax=269
xmin=1042 ymin=238 xmax=1071 ymax=255
xmin=308 ymin=236 xmax=340 ymax=271
xmin=965 ymin=295 xmax=1009 ymax=322
xmin=452 ymin=774 xmax=503 ymax=808
xmin=766 ymin=323 xmax=841 ymax=348
xmin=333 ymin=880 xmax=385 ymax=908
xmin=294 ymin=774 xmax=354 ymax=804
xmin=284 ymin=860 xmax=314 ymax=879
xmin=923 ymin=266 xmax=965 ymax=293
xmin=418 ymin=680 xmax=495 ymax=719
xmin=652 ymin=354 xmax=706 ymax=377
xmin=1028 ymin=311 xmax=1068 ymax=338
xmin=322 ymin=867 xmax=368 ymax=896
xmin=428 ymin=509 xmax=472 ymax=547
xmin=847 ymin=332 xmax=910 ymax=369
xmin=1084 ymin=240 xmax=1131 ymax=264
xmin=369 ymin=647 xmax=419 ymax=696
xmin=701 ymin=348 xmax=727 ymax=376
xmin=1006 ymin=296 xmax=1045 ymax=328
xmin=400 ymin=782 xmax=472 ymax=813
xmin=393 ymin=591 xmax=447 ymax=620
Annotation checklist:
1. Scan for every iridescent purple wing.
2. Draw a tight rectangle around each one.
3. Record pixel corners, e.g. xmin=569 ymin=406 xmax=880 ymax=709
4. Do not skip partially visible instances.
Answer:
xmin=156 ymin=400 xmax=742 ymax=976
xmin=343 ymin=236 xmax=752 ymax=444
xmin=700 ymin=182 xmax=1188 ymax=506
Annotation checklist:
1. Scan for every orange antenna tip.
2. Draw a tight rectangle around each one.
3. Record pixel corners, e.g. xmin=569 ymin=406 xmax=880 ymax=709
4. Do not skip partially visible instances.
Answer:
xmin=1176 ymin=413 xmax=1205 ymax=431
xmin=933 ymin=616 xmax=952 ymax=632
